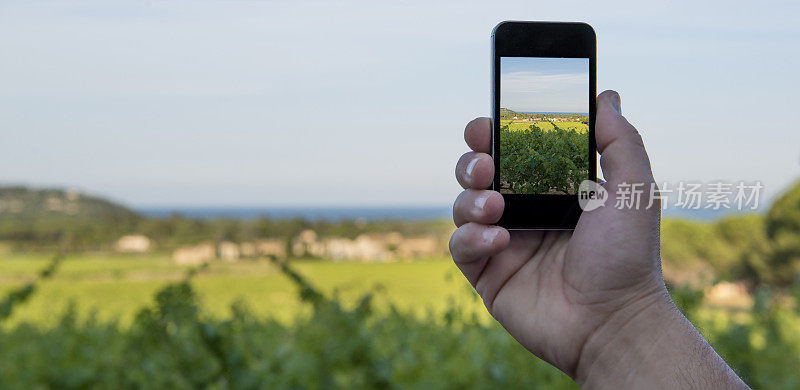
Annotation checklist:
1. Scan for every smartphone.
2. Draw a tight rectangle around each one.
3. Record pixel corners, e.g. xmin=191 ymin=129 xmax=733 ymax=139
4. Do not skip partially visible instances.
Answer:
xmin=491 ymin=21 xmax=597 ymax=229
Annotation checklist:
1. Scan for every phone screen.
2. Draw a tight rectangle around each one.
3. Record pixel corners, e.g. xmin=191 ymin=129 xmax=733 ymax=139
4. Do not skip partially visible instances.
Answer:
xmin=499 ymin=57 xmax=590 ymax=195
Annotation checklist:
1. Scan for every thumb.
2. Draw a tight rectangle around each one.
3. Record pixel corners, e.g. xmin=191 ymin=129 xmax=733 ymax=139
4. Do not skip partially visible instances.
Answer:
xmin=595 ymin=90 xmax=655 ymax=184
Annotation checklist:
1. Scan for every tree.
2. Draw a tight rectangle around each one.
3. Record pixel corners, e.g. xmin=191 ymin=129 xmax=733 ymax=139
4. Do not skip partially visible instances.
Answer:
xmin=764 ymin=180 xmax=800 ymax=287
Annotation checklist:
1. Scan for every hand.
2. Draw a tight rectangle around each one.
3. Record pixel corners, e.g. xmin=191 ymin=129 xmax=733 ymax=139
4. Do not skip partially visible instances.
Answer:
xmin=450 ymin=91 xmax=746 ymax=388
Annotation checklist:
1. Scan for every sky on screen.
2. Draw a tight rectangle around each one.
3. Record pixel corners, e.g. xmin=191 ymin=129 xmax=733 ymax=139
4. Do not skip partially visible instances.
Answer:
xmin=501 ymin=57 xmax=589 ymax=113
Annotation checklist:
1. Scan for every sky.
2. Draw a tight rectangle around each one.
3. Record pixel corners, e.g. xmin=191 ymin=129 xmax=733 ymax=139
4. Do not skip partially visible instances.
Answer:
xmin=1 ymin=1 xmax=799 ymax=208
xmin=501 ymin=57 xmax=589 ymax=113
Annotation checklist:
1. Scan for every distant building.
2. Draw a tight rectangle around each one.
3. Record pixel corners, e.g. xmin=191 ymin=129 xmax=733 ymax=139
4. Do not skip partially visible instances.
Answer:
xmin=173 ymin=243 xmax=215 ymax=265
xmin=239 ymin=242 xmax=257 ymax=258
xmin=218 ymin=241 xmax=240 ymax=262
xmin=115 ymin=235 xmax=152 ymax=253
xmin=168 ymin=230 xmax=447 ymax=264
xmin=255 ymin=239 xmax=287 ymax=259
xmin=705 ymin=281 xmax=751 ymax=308
xmin=292 ymin=230 xmax=321 ymax=257
xmin=396 ymin=236 xmax=441 ymax=259
xmin=290 ymin=231 xmax=446 ymax=262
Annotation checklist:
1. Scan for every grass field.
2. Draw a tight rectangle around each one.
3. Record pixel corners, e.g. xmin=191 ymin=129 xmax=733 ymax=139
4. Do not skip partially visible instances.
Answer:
xmin=4 ymin=254 xmax=800 ymax=388
xmin=500 ymin=119 xmax=588 ymax=133
xmin=0 ymin=253 xmax=482 ymax=328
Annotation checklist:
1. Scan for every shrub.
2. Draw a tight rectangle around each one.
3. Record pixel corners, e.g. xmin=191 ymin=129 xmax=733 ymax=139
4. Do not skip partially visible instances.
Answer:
xmin=499 ymin=124 xmax=588 ymax=194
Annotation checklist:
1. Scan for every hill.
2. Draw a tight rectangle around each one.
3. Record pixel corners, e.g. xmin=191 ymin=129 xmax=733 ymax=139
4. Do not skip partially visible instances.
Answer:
xmin=0 ymin=186 xmax=141 ymax=249
xmin=499 ymin=107 xmax=518 ymax=118
xmin=0 ymin=186 xmax=139 ymax=220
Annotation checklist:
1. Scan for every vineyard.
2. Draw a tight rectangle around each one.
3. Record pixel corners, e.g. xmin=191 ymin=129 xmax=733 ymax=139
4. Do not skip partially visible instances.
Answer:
xmin=1 ymin=254 xmax=799 ymax=388
xmin=0 ymin=256 xmax=581 ymax=389
xmin=0 ymin=255 xmax=465 ymax=327
xmin=500 ymin=119 xmax=587 ymax=132
xmin=499 ymin=121 xmax=589 ymax=194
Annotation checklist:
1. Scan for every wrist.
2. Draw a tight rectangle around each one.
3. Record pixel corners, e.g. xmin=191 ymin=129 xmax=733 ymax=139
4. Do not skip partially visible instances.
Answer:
xmin=574 ymin=288 xmax=746 ymax=389
xmin=574 ymin=289 xmax=674 ymax=387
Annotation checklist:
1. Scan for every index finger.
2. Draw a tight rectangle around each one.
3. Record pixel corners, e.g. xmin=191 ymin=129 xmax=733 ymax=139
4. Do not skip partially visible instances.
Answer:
xmin=465 ymin=117 xmax=491 ymax=153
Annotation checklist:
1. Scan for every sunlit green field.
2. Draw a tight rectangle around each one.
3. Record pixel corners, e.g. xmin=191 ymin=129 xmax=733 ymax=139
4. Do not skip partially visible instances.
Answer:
xmin=3 ymin=253 xmax=800 ymax=388
xmin=500 ymin=119 xmax=588 ymax=132
xmin=0 ymin=253 xmax=480 ymax=328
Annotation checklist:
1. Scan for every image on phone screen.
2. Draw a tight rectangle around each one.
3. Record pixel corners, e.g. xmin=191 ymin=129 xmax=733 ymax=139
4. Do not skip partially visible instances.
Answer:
xmin=499 ymin=57 xmax=590 ymax=195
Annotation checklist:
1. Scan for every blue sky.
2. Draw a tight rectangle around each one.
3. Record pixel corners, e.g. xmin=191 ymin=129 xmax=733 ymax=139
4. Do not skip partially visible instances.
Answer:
xmin=501 ymin=57 xmax=589 ymax=113
xmin=0 ymin=1 xmax=798 ymax=207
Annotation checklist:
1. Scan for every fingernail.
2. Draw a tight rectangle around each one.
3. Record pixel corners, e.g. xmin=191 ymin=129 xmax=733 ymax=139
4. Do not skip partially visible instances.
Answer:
xmin=465 ymin=157 xmax=479 ymax=178
xmin=611 ymin=92 xmax=622 ymax=114
xmin=482 ymin=227 xmax=501 ymax=245
xmin=474 ymin=192 xmax=490 ymax=211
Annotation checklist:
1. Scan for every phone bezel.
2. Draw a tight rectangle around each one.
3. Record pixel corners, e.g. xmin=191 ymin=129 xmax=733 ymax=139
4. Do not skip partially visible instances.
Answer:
xmin=491 ymin=21 xmax=597 ymax=230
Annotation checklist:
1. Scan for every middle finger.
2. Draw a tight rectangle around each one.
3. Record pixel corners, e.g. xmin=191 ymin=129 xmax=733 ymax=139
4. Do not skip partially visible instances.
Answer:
xmin=456 ymin=152 xmax=494 ymax=189
xmin=453 ymin=189 xmax=504 ymax=227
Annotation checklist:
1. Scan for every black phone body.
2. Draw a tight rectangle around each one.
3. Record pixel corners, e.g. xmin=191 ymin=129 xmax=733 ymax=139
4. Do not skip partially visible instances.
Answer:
xmin=491 ymin=21 xmax=597 ymax=230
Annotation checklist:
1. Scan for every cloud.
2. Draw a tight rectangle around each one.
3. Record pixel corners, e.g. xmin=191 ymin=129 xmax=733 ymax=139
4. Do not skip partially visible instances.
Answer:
xmin=501 ymin=71 xmax=589 ymax=113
